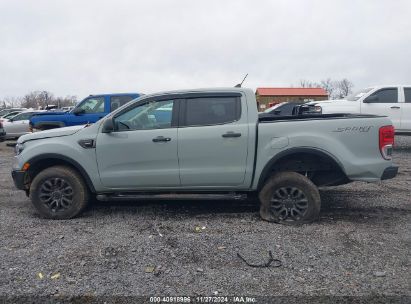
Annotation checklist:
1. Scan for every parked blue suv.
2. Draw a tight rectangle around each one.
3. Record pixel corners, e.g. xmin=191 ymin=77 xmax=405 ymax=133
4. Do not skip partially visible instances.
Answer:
xmin=30 ymin=93 xmax=141 ymax=131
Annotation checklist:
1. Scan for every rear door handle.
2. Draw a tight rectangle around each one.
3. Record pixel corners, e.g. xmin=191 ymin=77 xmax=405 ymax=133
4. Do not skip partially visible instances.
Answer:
xmin=222 ymin=132 xmax=241 ymax=138
xmin=390 ymin=106 xmax=400 ymax=109
xmin=152 ymin=136 xmax=171 ymax=142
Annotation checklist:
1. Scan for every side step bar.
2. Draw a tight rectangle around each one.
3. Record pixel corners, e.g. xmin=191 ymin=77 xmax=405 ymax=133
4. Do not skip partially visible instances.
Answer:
xmin=96 ymin=192 xmax=248 ymax=202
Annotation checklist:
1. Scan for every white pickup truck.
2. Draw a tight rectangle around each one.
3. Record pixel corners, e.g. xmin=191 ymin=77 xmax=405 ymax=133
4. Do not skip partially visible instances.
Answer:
xmin=310 ymin=85 xmax=411 ymax=135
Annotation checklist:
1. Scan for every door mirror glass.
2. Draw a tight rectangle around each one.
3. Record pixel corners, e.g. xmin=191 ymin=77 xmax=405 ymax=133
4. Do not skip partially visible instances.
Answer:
xmin=101 ymin=118 xmax=114 ymax=133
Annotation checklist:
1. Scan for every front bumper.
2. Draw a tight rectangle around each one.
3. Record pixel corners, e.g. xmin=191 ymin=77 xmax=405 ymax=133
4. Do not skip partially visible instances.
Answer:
xmin=381 ymin=166 xmax=399 ymax=180
xmin=11 ymin=170 xmax=29 ymax=190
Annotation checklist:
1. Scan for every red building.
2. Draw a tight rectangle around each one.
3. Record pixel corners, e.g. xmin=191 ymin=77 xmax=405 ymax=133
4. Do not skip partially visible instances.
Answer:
xmin=255 ymin=87 xmax=328 ymax=111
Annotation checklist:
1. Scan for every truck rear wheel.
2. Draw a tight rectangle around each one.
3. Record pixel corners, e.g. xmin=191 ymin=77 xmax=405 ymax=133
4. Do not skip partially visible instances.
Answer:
xmin=259 ymin=172 xmax=321 ymax=225
xmin=30 ymin=166 xmax=89 ymax=219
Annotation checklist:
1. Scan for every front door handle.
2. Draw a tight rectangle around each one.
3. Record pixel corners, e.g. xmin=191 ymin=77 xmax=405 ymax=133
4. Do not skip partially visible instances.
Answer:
xmin=390 ymin=106 xmax=400 ymax=109
xmin=152 ymin=136 xmax=171 ymax=143
xmin=222 ymin=132 xmax=241 ymax=138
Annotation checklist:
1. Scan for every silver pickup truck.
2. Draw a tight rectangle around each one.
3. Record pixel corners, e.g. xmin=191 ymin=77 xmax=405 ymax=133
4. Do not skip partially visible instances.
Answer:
xmin=11 ymin=88 xmax=398 ymax=224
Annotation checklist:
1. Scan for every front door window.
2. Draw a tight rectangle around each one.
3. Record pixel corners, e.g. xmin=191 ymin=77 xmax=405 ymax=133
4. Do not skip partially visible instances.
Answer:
xmin=114 ymin=100 xmax=174 ymax=131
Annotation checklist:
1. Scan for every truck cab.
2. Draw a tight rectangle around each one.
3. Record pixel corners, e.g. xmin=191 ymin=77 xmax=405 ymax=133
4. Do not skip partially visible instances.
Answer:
xmin=30 ymin=93 xmax=141 ymax=131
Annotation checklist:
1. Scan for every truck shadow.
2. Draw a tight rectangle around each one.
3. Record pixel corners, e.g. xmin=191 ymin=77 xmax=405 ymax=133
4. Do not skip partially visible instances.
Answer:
xmin=86 ymin=192 xmax=410 ymax=226
xmin=89 ymin=199 xmax=259 ymax=216
xmin=319 ymin=189 xmax=411 ymax=225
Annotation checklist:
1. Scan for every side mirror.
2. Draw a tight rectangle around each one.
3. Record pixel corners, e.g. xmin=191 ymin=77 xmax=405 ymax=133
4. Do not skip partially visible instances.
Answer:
xmin=101 ymin=118 xmax=114 ymax=133
xmin=73 ymin=107 xmax=85 ymax=115
xmin=364 ymin=95 xmax=378 ymax=103
xmin=273 ymin=110 xmax=281 ymax=115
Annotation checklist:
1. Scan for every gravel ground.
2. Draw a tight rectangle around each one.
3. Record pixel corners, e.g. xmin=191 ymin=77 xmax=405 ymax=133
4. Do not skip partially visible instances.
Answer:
xmin=0 ymin=137 xmax=410 ymax=300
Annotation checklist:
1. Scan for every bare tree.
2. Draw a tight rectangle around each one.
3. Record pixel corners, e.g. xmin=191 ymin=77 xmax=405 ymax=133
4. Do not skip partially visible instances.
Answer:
xmin=319 ymin=78 xmax=334 ymax=99
xmin=20 ymin=91 xmax=77 ymax=109
xmin=297 ymin=78 xmax=354 ymax=99
xmin=54 ymin=95 xmax=77 ymax=108
xmin=0 ymin=96 xmax=23 ymax=108
xmin=335 ymin=79 xmax=354 ymax=98
xmin=21 ymin=91 xmax=54 ymax=109
xmin=299 ymin=79 xmax=320 ymax=88
xmin=1 ymin=91 xmax=77 ymax=109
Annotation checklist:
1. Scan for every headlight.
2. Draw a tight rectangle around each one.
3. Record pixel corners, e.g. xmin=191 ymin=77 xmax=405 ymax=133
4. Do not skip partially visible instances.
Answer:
xmin=313 ymin=105 xmax=322 ymax=113
xmin=15 ymin=143 xmax=24 ymax=155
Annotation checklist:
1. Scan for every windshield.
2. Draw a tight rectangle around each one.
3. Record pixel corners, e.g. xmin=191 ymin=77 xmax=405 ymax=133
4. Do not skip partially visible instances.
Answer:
xmin=263 ymin=102 xmax=286 ymax=113
xmin=3 ymin=112 xmax=21 ymax=119
xmin=346 ymin=87 xmax=373 ymax=101
xmin=0 ymin=109 xmax=19 ymax=117
xmin=0 ymin=109 xmax=9 ymax=116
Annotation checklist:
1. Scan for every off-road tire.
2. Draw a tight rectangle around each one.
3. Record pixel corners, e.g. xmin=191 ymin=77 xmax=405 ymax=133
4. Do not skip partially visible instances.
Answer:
xmin=30 ymin=166 xmax=89 ymax=219
xmin=259 ymin=172 xmax=321 ymax=225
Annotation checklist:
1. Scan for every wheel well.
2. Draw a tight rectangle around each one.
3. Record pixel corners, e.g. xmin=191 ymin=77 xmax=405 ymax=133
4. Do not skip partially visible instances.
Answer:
xmin=27 ymin=157 xmax=96 ymax=193
xmin=258 ymin=151 xmax=349 ymax=189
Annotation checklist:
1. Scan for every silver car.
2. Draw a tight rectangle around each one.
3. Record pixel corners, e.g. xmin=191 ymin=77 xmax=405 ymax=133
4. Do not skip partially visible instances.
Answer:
xmin=0 ymin=108 xmax=26 ymax=118
xmin=2 ymin=111 xmax=42 ymax=139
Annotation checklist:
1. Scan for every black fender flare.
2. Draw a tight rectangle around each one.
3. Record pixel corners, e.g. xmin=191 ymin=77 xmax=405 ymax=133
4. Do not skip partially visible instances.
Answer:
xmin=256 ymin=147 xmax=346 ymax=190
xmin=26 ymin=153 xmax=96 ymax=193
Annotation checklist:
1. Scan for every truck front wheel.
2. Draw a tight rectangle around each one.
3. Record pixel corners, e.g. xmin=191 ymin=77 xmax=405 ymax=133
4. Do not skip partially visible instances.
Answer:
xmin=259 ymin=172 xmax=321 ymax=225
xmin=30 ymin=166 xmax=89 ymax=219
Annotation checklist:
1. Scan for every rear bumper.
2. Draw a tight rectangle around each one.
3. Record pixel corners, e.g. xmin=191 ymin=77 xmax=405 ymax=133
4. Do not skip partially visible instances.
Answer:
xmin=11 ymin=170 xmax=28 ymax=190
xmin=381 ymin=166 xmax=399 ymax=180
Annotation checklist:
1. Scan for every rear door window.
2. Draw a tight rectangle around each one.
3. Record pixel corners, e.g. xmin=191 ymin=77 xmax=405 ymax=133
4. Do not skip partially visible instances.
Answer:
xmin=404 ymin=88 xmax=411 ymax=103
xmin=183 ymin=96 xmax=241 ymax=126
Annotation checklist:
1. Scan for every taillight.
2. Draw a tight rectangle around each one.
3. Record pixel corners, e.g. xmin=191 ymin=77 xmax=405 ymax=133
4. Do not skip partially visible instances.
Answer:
xmin=379 ymin=125 xmax=395 ymax=160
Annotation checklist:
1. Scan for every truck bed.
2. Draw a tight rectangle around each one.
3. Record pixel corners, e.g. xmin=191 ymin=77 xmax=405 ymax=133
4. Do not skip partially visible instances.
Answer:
xmin=253 ymin=113 xmax=394 ymax=189
xmin=258 ymin=113 xmax=384 ymax=122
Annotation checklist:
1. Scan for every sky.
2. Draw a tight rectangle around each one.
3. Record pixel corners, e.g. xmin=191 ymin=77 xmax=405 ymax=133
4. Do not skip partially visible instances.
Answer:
xmin=0 ymin=0 xmax=410 ymax=100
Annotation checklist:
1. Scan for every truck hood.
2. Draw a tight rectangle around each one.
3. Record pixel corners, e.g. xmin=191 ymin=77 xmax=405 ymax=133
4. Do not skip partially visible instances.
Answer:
xmin=18 ymin=125 xmax=84 ymax=144
xmin=32 ymin=111 xmax=68 ymax=116
xmin=308 ymin=99 xmax=349 ymax=105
